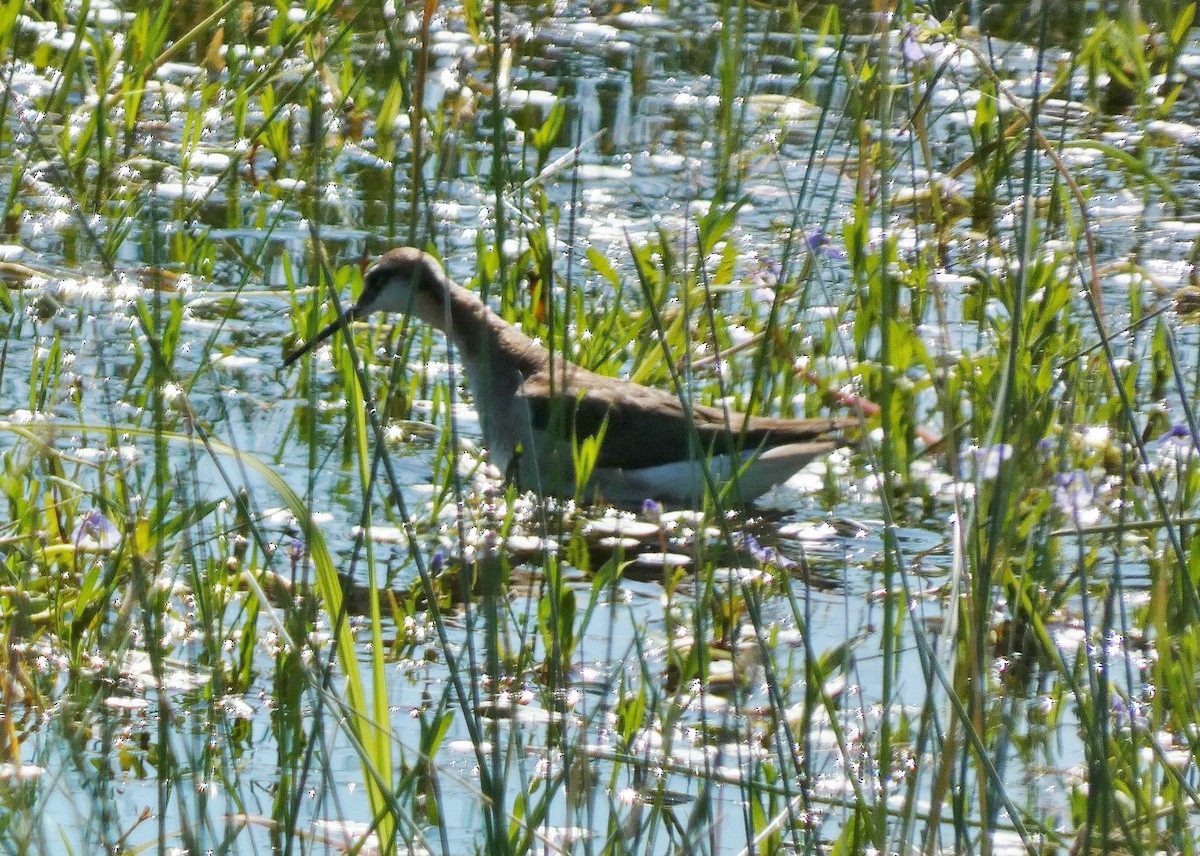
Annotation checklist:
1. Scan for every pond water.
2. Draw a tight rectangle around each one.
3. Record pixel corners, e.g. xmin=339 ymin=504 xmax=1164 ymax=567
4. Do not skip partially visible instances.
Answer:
xmin=2 ymin=1 xmax=1198 ymax=853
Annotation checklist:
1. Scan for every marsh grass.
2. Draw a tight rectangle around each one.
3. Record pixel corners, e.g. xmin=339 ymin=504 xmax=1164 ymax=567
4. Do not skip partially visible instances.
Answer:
xmin=2 ymin=1 xmax=1200 ymax=855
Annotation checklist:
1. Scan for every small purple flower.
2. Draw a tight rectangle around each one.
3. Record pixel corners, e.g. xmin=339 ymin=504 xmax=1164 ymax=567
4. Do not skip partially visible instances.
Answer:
xmin=805 ymin=227 xmax=846 ymax=260
xmin=429 ymin=549 xmax=445 ymax=576
xmin=965 ymin=444 xmax=1013 ymax=480
xmin=641 ymin=499 xmax=663 ymax=523
xmin=741 ymin=532 xmax=767 ymax=560
xmin=752 ymin=259 xmax=780 ymax=288
xmin=1110 ymin=694 xmax=1149 ymax=731
xmin=285 ymin=536 xmax=308 ymax=573
xmin=1159 ymin=424 xmax=1195 ymax=450
xmin=901 ymin=26 xmax=936 ymax=63
xmin=900 ymin=17 xmax=946 ymax=64
xmin=72 ymin=509 xmax=119 ymax=551
xmin=738 ymin=532 xmax=796 ymax=570
xmin=1052 ymin=471 xmax=1094 ymax=515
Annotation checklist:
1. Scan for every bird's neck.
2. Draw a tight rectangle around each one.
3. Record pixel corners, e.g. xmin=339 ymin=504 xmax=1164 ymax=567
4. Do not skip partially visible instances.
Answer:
xmin=434 ymin=281 xmax=548 ymax=400
xmin=425 ymin=283 xmax=550 ymax=467
xmin=437 ymin=282 xmax=544 ymax=365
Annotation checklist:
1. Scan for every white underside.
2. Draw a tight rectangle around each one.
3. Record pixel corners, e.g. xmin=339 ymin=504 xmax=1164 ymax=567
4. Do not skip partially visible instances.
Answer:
xmin=517 ymin=441 xmax=828 ymax=506
xmin=459 ymin=364 xmax=830 ymax=506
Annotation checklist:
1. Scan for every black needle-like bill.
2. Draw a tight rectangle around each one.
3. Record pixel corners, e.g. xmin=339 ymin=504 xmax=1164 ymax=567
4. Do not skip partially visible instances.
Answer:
xmin=282 ymin=310 xmax=355 ymax=367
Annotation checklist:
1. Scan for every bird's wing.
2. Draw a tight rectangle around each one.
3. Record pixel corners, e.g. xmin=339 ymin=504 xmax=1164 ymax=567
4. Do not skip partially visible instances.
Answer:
xmin=519 ymin=367 xmax=852 ymax=471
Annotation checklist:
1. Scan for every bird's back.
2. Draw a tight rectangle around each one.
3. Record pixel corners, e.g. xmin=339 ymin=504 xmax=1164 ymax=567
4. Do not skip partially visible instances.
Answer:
xmin=519 ymin=363 xmax=853 ymax=471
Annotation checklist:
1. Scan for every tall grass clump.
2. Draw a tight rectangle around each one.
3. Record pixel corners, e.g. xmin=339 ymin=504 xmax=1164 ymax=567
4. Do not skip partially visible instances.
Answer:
xmin=3 ymin=1 xmax=1200 ymax=855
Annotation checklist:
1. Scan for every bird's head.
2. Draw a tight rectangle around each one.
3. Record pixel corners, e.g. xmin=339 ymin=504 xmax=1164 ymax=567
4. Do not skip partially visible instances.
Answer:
xmin=282 ymin=247 xmax=450 ymax=367
xmin=353 ymin=247 xmax=450 ymax=325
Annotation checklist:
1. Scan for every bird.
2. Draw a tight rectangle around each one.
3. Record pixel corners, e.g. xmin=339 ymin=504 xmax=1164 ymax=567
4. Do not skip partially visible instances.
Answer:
xmin=284 ymin=247 xmax=854 ymax=506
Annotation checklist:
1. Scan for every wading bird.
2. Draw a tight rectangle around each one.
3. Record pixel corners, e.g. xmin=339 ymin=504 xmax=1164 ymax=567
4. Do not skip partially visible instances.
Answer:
xmin=284 ymin=248 xmax=853 ymax=505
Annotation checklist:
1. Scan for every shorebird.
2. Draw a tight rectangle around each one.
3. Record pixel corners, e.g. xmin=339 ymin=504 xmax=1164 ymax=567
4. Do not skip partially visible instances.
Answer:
xmin=284 ymin=248 xmax=853 ymax=505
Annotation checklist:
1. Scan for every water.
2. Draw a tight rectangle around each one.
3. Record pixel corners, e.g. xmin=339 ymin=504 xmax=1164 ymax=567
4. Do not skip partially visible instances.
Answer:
xmin=1 ymin=2 xmax=1194 ymax=852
